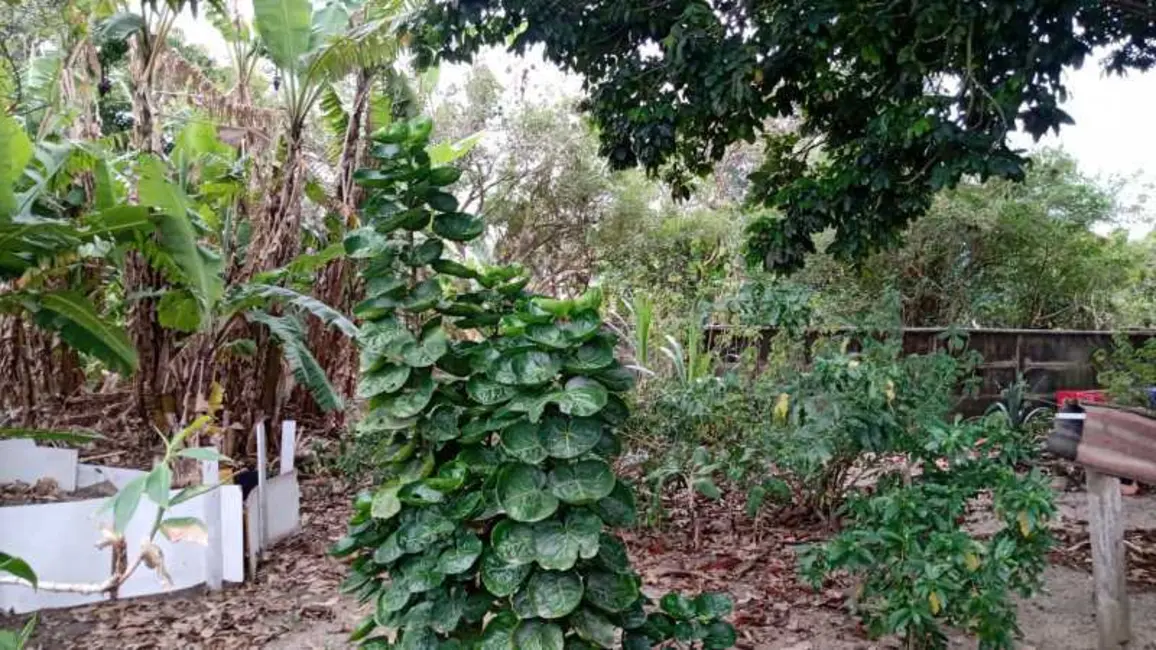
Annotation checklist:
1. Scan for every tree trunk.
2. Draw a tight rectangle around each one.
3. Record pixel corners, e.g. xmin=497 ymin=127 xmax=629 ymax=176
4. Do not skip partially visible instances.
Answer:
xmin=294 ymin=68 xmax=376 ymax=428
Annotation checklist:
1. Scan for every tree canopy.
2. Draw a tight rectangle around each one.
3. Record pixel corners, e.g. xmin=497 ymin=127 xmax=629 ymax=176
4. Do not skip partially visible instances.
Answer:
xmin=412 ymin=0 xmax=1156 ymax=271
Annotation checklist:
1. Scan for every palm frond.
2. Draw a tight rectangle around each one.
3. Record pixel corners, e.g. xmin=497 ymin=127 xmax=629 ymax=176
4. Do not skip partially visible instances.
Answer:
xmin=246 ymin=311 xmax=344 ymax=412
xmin=235 ymin=283 xmax=359 ymax=338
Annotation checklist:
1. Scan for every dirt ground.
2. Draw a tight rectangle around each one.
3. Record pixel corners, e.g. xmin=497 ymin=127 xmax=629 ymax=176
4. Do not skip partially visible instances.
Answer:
xmin=7 ymin=478 xmax=1156 ymax=649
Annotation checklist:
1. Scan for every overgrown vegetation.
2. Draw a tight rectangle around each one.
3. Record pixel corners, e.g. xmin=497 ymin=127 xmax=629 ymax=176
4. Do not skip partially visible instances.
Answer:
xmin=330 ymin=117 xmax=736 ymax=649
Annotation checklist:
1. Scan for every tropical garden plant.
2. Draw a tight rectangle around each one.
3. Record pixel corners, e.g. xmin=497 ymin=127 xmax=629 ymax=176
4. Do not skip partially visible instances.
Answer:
xmin=329 ymin=116 xmax=736 ymax=649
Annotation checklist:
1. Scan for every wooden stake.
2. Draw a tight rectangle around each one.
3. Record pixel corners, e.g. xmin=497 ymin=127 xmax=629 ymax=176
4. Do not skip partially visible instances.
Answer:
xmin=1086 ymin=470 xmax=1130 ymax=649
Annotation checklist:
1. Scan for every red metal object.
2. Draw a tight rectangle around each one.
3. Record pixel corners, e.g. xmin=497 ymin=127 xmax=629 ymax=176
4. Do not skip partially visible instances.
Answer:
xmin=1056 ymin=389 xmax=1109 ymax=405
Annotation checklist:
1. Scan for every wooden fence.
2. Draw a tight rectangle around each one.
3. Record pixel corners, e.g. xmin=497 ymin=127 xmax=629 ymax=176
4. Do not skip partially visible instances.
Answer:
xmin=705 ymin=327 xmax=1156 ymax=414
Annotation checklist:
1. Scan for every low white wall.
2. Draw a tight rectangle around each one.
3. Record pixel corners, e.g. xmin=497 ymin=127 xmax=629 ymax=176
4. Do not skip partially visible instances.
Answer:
xmin=0 ymin=484 xmax=244 ymax=614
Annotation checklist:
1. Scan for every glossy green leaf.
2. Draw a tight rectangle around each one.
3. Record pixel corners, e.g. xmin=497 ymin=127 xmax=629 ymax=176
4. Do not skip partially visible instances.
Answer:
xmin=253 ymin=0 xmax=312 ymax=72
xmin=144 ymin=464 xmax=172 ymax=507
xmin=398 ymin=552 xmax=444 ymax=593
xmin=491 ymin=350 xmax=561 ymax=386
xmin=492 ymin=519 xmax=537 ymax=565
xmin=372 ymin=483 xmax=403 ymax=520
xmin=584 ymin=571 xmax=640 ymax=613
xmin=358 ymin=364 xmax=411 ymax=399
xmin=0 ymin=115 xmax=32 ymax=215
xmin=479 ymin=610 xmax=519 ymax=650
xmin=564 ymin=340 xmax=615 ymax=372
xmin=594 ymin=534 xmax=631 ymax=574
xmin=549 ymin=460 xmax=616 ymax=505
xmin=513 ymin=620 xmax=565 ymax=650
xmin=112 ymin=475 xmax=147 ymax=534
xmin=526 ymin=571 xmax=584 ymax=619
xmin=500 ymin=420 xmax=549 ymax=464
xmin=0 ymin=552 xmax=36 ymax=587
xmin=401 ymin=327 xmax=448 ymax=367
xmin=532 ymin=510 xmax=601 ymax=571
xmin=590 ymin=481 xmax=637 ymax=528
xmin=379 ymin=371 xmax=435 ymax=419
xmin=481 ymin=552 xmax=533 ymax=597
xmin=432 ymin=212 xmax=485 ymax=241
xmin=571 ymin=607 xmax=617 ymax=648
xmin=539 ymin=415 xmax=602 ymax=459
xmin=437 ymin=531 xmax=483 ymax=574
xmin=467 ymin=376 xmax=518 ymax=405
xmin=496 ymin=463 xmax=559 ymax=522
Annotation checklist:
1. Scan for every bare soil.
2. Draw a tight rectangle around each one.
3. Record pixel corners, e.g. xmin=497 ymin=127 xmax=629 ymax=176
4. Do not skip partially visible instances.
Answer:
xmin=6 ymin=477 xmax=1156 ymax=649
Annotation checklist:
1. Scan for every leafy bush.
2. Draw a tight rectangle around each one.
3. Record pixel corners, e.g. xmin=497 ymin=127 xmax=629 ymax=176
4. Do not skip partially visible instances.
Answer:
xmin=799 ymin=416 xmax=1054 ymax=650
xmin=331 ymin=117 xmax=735 ymax=649
xmin=1095 ymin=335 xmax=1156 ymax=409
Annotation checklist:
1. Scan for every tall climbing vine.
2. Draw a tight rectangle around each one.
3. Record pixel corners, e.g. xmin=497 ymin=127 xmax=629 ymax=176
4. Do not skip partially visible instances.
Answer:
xmin=331 ymin=116 xmax=737 ymax=649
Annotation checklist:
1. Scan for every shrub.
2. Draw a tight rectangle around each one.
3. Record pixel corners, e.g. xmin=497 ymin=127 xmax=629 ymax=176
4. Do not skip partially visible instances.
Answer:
xmin=799 ymin=416 xmax=1054 ymax=650
xmin=330 ymin=117 xmax=735 ymax=649
xmin=1095 ymin=334 xmax=1156 ymax=409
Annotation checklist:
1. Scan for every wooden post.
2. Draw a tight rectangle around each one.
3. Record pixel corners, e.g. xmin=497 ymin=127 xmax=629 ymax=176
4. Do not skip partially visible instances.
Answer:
xmin=201 ymin=451 xmax=222 ymax=591
xmin=1086 ymin=470 xmax=1130 ymax=649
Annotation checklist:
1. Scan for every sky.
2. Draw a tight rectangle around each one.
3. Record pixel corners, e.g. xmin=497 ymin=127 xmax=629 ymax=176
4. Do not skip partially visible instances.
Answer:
xmin=177 ymin=8 xmax=1156 ymax=235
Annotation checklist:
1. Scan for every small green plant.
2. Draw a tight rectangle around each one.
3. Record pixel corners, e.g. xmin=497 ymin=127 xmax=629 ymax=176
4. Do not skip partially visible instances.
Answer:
xmin=331 ymin=117 xmax=735 ymax=649
xmin=985 ymin=373 xmax=1050 ymax=433
xmin=799 ymin=416 xmax=1055 ymax=650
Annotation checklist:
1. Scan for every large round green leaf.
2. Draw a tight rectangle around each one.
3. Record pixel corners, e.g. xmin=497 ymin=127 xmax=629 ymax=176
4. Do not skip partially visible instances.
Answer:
xmin=526 ymin=323 xmax=570 ymax=349
xmin=378 ymin=579 xmax=411 ymax=615
xmin=527 ymin=571 xmax=584 ymax=619
xmin=501 ymin=420 xmax=548 ymax=464
xmin=402 ymin=278 xmax=443 ymax=312
xmin=396 ymin=508 xmax=455 ymax=553
xmin=584 ymin=571 xmax=640 ymax=613
xmin=398 ymin=553 xmax=444 ymax=593
xmin=479 ymin=610 xmax=519 ymax=650
xmin=554 ymin=382 xmax=608 ymax=417
xmin=371 ymin=482 xmax=402 ymax=520
xmin=513 ymin=620 xmax=565 ymax=650
xmin=404 ymin=238 xmax=444 ymax=266
xmin=373 ymin=532 xmax=404 ymax=565
xmin=437 ymin=530 xmax=483 ymax=574
xmin=571 ymin=607 xmax=618 ymax=648
xmin=548 ymin=460 xmax=616 ymax=505
xmin=590 ymin=481 xmax=638 ymax=528
xmin=539 ymin=415 xmax=602 ymax=459
xmin=427 ymin=190 xmax=459 ymax=213
xmin=428 ymin=166 xmax=462 ymax=186
xmin=594 ymin=533 xmax=631 ymax=574
xmin=491 ymin=519 xmax=537 ymax=565
xmin=600 ymin=394 xmax=630 ymax=425
xmin=564 ymin=339 xmax=615 ymax=371
xmin=358 ymin=364 xmax=411 ymax=399
xmin=559 ymin=310 xmax=601 ymax=341
xmin=397 ymin=627 xmax=438 ymax=650
xmin=467 ymin=376 xmax=519 ymax=405
xmin=401 ymin=327 xmax=448 ymax=367
xmin=481 ymin=552 xmax=533 ymax=597
xmin=491 ymin=350 xmax=562 ymax=386
xmin=593 ymin=363 xmax=636 ymax=393
xmin=433 ymin=212 xmax=485 ymax=241
xmin=496 ymin=463 xmax=559 ymax=522
xmin=532 ymin=510 xmax=602 ymax=571
xmin=379 ymin=371 xmax=436 ymax=419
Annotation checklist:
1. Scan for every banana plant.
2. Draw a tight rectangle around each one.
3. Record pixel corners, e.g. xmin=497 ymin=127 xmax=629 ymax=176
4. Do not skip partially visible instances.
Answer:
xmin=135 ymin=119 xmax=356 ymax=416
xmin=0 ymin=114 xmax=151 ymax=375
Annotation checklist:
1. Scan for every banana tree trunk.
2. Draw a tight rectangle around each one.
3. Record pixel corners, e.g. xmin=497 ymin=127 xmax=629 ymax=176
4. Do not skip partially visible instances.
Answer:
xmin=294 ymin=69 xmax=376 ymax=427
